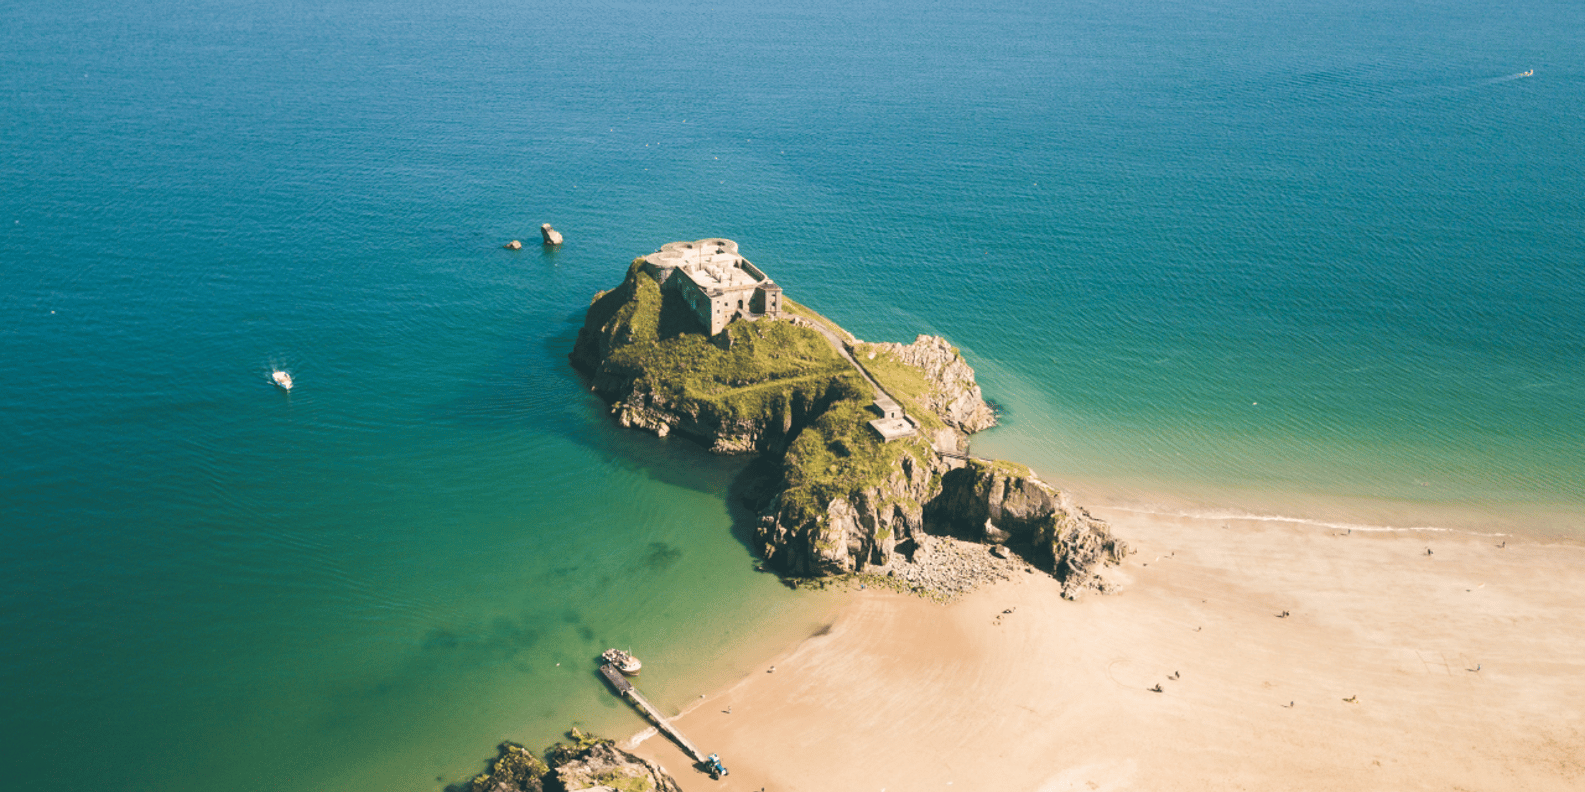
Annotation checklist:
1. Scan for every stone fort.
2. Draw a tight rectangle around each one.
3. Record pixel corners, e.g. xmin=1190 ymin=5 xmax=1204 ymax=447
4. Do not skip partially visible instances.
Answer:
xmin=641 ymin=238 xmax=783 ymax=335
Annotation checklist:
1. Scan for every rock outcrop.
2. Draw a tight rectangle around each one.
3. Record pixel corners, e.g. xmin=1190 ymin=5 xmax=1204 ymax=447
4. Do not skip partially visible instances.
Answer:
xmin=461 ymin=732 xmax=682 ymax=792
xmin=504 ymin=239 xmax=523 ymax=250
xmin=930 ymin=461 xmax=1127 ymax=599
xmin=541 ymin=223 xmax=564 ymax=246
xmin=572 ymin=251 xmax=1126 ymax=600
xmin=864 ymin=335 xmax=997 ymax=434
xmin=553 ymin=741 xmax=681 ymax=792
xmin=758 ymin=446 xmax=939 ymax=576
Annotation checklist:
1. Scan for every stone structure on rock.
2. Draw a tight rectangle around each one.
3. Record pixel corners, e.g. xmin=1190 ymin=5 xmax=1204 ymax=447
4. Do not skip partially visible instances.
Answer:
xmin=541 ymin=223 xmax=564 ymax=246
xmin=641 ymin=238 xmax=782 ymax=335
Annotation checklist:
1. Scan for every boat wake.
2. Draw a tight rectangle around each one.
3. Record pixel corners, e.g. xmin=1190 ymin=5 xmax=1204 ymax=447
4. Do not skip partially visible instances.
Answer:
xmin=1482 ymin=69 xmax=1534 ymax=85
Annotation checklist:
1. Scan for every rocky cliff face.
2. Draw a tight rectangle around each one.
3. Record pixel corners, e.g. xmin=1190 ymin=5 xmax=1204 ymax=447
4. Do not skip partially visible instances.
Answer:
xmin=758 ymin=448 xmax=941 ymax=576
xmin=865 ymin=334 xmax=997 ymax=434
xmin=930 ymin=461 xmax=1128 ymax=599
xmin=758 ymin=455 xmax=1127 ymax=599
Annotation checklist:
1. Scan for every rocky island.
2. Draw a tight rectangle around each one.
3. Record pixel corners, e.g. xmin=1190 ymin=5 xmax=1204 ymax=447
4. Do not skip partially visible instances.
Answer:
xmin=571 ymin=239 xmax=1126 ymax=598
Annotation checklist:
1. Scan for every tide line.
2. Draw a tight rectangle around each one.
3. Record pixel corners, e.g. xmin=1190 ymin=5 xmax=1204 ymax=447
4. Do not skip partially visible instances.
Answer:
xmin=1101 ymin=504 xmax=1512 ymax=538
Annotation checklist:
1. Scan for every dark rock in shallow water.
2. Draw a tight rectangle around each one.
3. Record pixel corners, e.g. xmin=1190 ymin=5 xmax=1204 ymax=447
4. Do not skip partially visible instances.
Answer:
xmin=467 ymin=742 xmax=548 ymax=792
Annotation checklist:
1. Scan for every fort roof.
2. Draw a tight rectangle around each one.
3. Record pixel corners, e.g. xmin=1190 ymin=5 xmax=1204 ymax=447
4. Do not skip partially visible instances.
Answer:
xmin=645 ymin=239 xmax=765 ymax=293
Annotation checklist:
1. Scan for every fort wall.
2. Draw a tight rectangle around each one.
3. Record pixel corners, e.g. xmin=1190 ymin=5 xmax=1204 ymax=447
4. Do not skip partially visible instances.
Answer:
xmin=642 ymin=238 xmax=783 ymax=335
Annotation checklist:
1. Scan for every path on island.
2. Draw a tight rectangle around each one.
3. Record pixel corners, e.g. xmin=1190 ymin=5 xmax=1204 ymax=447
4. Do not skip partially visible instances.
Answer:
xmin=784 ymin=316 xmax=915 ymax=437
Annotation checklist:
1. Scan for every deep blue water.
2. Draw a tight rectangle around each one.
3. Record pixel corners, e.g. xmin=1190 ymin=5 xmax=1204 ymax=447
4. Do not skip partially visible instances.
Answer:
xmin=3 ymin=1 xmax=1582 ymax=789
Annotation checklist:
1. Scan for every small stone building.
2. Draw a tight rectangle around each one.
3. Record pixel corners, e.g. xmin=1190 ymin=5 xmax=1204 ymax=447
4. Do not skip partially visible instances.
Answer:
xmin=641 ymin=238 xmax=783 ymax=335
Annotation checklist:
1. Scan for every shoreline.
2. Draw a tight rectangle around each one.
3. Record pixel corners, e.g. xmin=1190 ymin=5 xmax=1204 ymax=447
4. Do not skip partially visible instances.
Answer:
xmin=625 ymin=505 xmax=1585 ymax=791
xmin=1053 ymin=469 xmax=1585 ymax=543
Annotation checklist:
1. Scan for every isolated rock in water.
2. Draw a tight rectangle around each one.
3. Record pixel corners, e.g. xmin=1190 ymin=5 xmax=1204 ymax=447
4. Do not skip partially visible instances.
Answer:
xmin=504 ymin=240 xmax=523 ymax=250
xmin=554 ymin=741 xmax=681 ymax=792
xmin=541 ymin=223 xmax=564 ymax=245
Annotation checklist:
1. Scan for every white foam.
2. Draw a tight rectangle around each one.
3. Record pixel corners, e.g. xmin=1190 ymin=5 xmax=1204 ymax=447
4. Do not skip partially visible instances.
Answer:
xmin=1101 ymin=504 xmax=1512 ymax=538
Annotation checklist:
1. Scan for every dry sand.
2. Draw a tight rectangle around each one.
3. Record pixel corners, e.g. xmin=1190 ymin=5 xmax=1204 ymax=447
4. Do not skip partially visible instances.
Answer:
xmin=629 ymin=509 xmax=1585 ymax=791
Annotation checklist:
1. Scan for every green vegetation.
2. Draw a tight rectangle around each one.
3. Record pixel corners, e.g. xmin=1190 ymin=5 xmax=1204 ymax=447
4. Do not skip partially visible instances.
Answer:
xmin=851 ymin=344 xmax=947 ymax=433
xmin=591 ymin=770 xmax=654 ymax=792
xmin=544 ymin=726 xmax=611 ymax=767
xmin=967 ymin=458 xmax=1032 ymax=479
xmin=779 ymin=397 xmax=932 ymax=515
xmin=782 ymin=297 xmax=851 ymax=341
xmin=575 ymin=262 xmax=943 ymax=566
xmin=580 ymin=263 xmax=858 ymax=424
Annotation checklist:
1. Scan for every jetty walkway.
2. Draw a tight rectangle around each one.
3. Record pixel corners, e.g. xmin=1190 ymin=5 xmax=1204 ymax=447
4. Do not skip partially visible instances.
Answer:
xmin=599 ymin=664 xmax=707 ymax=763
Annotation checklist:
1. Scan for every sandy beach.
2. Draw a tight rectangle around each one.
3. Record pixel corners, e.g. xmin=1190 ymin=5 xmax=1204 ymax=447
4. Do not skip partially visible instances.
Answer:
xmin=629 ymin=509 xmax=1585 ymax=791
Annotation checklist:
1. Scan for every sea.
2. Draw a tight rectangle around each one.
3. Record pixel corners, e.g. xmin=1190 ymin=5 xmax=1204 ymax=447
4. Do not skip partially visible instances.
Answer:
xmin=3 ymin=1 xmax=1581 ymax=789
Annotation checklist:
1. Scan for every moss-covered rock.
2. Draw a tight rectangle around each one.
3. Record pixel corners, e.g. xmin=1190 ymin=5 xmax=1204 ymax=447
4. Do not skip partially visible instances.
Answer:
xmin=467 ymin=742 xmax=550 ymax=792
xmin=552 ymin=741 xmax=681 ymax=792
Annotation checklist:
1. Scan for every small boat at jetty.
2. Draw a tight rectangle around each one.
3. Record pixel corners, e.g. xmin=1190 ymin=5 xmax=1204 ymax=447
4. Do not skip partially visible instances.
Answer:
xmin=272 ymin=370 xmax=293 ymax=391
xmin=602 ymin=648 xmax=642 ymax=675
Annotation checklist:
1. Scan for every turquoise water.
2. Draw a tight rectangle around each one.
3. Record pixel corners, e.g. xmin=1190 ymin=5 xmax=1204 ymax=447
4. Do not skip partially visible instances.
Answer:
xmin=3 ymin=0 xmax=1582 ymax=789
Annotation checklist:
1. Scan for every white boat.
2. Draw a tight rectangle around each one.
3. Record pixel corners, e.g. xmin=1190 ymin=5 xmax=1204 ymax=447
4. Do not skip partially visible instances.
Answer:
xmin=272 ymin=370 xmax=293 ymax=391
xmin=601 ymin=648 xmax=642 ymax=675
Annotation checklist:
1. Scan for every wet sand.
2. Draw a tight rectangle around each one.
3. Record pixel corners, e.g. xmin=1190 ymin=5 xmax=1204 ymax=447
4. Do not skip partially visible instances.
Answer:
xmin=629 ymin=509 xmax=1585 ymax=791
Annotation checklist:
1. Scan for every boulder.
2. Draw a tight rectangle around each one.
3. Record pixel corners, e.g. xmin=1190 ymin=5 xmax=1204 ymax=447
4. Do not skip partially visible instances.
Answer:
xmin=541 ymin=223 xmax=564 ymax=245
xmin=504 ymin=239 xmax=523 ymax=250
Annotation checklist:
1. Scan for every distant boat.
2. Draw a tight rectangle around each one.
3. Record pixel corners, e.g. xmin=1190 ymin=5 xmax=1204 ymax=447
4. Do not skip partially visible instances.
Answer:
xmin=601 ymin=648 xmax=642 ymax=675
xmin=272 ymin=370 xmax=293 ymax=391
xmin=1521 ymin=69 xmax=1534 ymax=77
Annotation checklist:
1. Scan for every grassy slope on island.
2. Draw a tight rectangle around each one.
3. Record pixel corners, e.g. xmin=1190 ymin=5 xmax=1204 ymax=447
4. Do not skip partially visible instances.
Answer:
xmin=581 ymin=260 xmax=860 ymax=423
xmin=848 ymin=343 xmax=948 ymax=435
xmin=577 ymin=262 xmax=935 ymax=517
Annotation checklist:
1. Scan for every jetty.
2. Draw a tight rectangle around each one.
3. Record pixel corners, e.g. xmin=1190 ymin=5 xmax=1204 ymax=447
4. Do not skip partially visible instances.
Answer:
xmin=599 ymin=663 xmax=708 ymax=763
